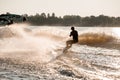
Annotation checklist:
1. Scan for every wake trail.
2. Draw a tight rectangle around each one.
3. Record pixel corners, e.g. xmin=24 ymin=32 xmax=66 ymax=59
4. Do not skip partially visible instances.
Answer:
xmin=46 ymin=49 xmax=65 ymax=63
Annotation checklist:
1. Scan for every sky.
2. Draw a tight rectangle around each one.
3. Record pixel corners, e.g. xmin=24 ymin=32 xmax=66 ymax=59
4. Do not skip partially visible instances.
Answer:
xmin=0 ymin=0 xmax=120 ymax=17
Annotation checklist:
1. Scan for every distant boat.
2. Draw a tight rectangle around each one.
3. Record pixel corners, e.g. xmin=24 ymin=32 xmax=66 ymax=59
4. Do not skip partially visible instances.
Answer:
xmin=0 ymin=13 xmax=26 ymax=26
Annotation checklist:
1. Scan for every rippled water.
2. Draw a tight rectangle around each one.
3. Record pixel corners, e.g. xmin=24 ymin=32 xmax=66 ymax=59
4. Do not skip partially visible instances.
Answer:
xmin=0 ymin=24 xmax=120 ymax=80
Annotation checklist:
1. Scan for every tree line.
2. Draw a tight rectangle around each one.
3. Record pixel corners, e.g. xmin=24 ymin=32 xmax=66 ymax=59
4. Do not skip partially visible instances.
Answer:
xmin=24 ymin=13 xmax=120 ymax=27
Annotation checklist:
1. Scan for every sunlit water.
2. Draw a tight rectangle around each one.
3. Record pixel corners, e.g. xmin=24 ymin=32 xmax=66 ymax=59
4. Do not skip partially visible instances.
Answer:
xmin=0 ymin=24 xmax=120 ymax=80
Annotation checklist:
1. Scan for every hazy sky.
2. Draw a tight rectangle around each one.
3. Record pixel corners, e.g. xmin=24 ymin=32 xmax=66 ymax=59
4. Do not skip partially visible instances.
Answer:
xmin=0 ymin=0 xmax=120 ymax=17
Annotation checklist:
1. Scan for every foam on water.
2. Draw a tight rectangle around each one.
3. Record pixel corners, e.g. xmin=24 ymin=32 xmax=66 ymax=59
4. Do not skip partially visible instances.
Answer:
xmin=0 ymin=25 xmax=120 ymax=80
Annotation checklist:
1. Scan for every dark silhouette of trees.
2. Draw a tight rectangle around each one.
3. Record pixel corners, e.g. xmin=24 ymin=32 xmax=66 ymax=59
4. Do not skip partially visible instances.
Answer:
xmin=63 ymin=15 xmax=81 ymax=26
xmin=25 ymin=13 xmax=120 ymax=27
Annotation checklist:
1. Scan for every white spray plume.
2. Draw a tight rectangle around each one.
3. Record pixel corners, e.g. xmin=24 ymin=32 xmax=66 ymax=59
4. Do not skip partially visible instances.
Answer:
xmin=0 ymin=24 xmax=63 ymax=63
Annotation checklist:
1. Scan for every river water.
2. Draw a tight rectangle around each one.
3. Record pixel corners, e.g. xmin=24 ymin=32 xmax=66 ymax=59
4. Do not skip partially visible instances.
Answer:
xmin=0 ymin=24 xmax=120 ymax=80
